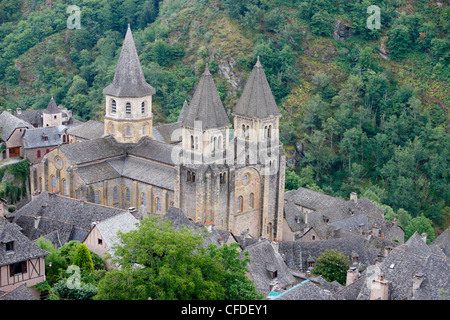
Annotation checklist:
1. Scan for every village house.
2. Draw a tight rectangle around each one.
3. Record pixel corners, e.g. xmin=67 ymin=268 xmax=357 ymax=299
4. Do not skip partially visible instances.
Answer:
xmin=22 ymin=125 xmax=68 ymax=164
xmin=0 ymin=111 xmax=33 ymax=159
xmin=0 ymin=218 xmax=49 ymax=292
xmin=66 ymin=120 xmax=104 ymax=144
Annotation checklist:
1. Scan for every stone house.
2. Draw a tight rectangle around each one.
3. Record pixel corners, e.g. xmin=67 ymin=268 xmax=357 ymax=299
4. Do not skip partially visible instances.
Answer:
xmin=0 ymin=111 xmax=33 ymax=159
xmin=22 ymin=125 xmax=68 ymax=164
xmin=0 ymin=219 xmax=49 ymax=292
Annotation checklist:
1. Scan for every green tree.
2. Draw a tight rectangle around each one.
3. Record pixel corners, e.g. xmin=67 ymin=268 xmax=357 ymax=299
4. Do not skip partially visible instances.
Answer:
xmin=73 ymin=243 xmax=95 ymax=273
xmin=311 ymin=249 xmax=349 ymax=285
xmin=285 ymin=169 xmax=301 ymax=191
xmin=405 ymin=215 xmax=435 ymax=244
xmin=310 ymin=11 xmax=333 ymax=37
xmin=95 ymin=216 xmax=261 ymax=300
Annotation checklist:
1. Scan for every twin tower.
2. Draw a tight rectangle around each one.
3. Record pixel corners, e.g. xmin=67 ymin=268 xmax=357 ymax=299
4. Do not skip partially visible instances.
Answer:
xmin=102 ymin=26 xmax=285 ymax=240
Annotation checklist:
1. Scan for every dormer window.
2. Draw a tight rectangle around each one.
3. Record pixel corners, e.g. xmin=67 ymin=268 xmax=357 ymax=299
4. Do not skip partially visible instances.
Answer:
xmin=5 ymin=241 xmax=14 ymax=253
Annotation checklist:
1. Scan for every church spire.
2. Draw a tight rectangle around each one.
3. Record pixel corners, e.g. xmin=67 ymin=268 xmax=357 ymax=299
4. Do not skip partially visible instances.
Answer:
xmin=103 ymin=25 xmax=155 ymax=98
xmin=181 ymin=64 xmax=231 ymax=130
xmin=234 ymin=57 xmax=280 ymax=119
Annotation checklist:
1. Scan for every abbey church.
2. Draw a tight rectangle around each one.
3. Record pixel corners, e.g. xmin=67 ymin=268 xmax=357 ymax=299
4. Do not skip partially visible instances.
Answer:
xmin=29 ymin=26 xmax=286 ymax=241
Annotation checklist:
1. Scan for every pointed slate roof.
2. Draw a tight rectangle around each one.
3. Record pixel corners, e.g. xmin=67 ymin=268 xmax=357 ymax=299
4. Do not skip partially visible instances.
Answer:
xmin=234 ymin=56 xmax=280 ymax=119
xmin=181 ymin=64 xmax=231 ymax=130
xmin=43 ymin=97 xmax=61 ymax=114
xmin=103 ymin=25 xmax=155 ymax=98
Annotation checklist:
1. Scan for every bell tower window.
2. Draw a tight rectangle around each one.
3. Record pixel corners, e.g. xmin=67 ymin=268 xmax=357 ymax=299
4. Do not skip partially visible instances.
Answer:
xmin=126 ymin=102 xmax=131 ymax=116
xmin=141 ymin=101 xmax=146 ymax=115
xmin=111 ymin=100 xmax=116 ymax=114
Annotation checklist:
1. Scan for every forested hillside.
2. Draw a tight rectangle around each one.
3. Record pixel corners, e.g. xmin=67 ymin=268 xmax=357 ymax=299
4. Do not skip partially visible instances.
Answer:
xmin=0 ymin=0 xmax=448 ymax=238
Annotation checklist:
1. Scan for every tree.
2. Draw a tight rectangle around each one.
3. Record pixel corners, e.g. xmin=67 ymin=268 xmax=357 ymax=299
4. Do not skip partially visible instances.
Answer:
xmin=405 ymin=215 xmax=435 ymax=244
xmin=310 ymin=11 xmax=333 ymax=37
xmin=73 ymin=243 xmax=95 ymax=273
xmin=311 ymin=249 xmax=349 ymax=285
xmin=95 ymin=216 xmax=261 ymax=300
xmin=285 ymin=169 xmax=301 ymax=191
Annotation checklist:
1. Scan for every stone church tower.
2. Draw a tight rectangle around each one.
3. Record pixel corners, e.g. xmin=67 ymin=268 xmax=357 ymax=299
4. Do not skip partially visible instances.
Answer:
xmin=103 ymin=25 xmax=155 ymax=143
xmin=177 ymin=58 xmax=285 ymax=240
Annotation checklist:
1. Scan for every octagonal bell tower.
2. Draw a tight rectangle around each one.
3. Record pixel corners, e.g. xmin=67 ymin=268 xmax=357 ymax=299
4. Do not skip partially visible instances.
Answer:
xmin=103 ymin=25 xmax=155 ymax=143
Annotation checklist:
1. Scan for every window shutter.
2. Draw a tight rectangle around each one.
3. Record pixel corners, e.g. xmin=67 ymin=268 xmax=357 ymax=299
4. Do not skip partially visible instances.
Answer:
xmin=10 ymin=264 xmax=14 ymax=277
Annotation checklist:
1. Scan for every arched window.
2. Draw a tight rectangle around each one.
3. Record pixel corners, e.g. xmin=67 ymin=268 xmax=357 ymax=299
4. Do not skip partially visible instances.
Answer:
xmin=126 ymin=126 xmax=131 ymax=137
xmin=249 ymin=193 xmax=254 ymax=209
xmin=190 ymin=135 xmax=194 ymax=150
xmin=94 ymin=191 xmax=100 ymax=204
xmin=141 ymin=101 xmax=146 ymax=115
xmin=268 ymin=124 xmax=272 ymax=138
xmin=126 ymin=102 xmax=131 ymax=116
xmin=51 ymin=175 xmax=56 ymax=191
xmin=218 ymin=135 xmax=222 ymax=150
xmin=62 ymin=179 xmax=67 ymax=196
xmin=126 ymin=188 xmax=131 ymax=202
xmin=237 ymin=196 xmax=243 ymax=212
xmin=142 ymin=125 xmax=146 ymax=136
xmin=156 ymin=198 xmax=161 ymax=212
xmin=113 ymin=187 xmax=118 ymax=202
xmin=141 ymin=193 xmax=147 ymax=206
xmin=194 ymin=136 xmax=199 ymax=150
xmin=111 ymin=100 xmax=116 ymax=113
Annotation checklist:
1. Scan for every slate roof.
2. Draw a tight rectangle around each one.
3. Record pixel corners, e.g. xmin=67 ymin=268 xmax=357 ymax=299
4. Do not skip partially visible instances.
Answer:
xmin=14 ymin=109 xmax=43 ymax=127
xmin=284 ymin=187 xmax=344 ymax=212
xmin=13 ymin=192 xmax=126 ymax=248
xmin=94 ymin=212 xmax=139 ymax=250
xmin=272 ymin=279 xmax=339 ymax=300
xmin=0 ymin=111 xmax=33 ymax=141
xmin=58 ymin=136 xmax=125 ymax=165
xmin=0 ymin=284 xmax=36 ymax=300
xmin=181 ymin=65 xmax=231 ymax=130
xmin=43 ymin=97 xmax=61 ymax=114
xmin=103 ymin=25 xmax=155 ymax=98
xmin=153 ymin=122 xmax=182 ymax=144
xmin=278 ymin=235 xmax=397 ymax=272
xmin=127 ymin=137 xmax=175 ymax=165
xmin=430 ymin=227 xmax=449 ymax=256
xmin=245 ymin=240 xmax=297 ymax=295
xmin=22 ymin=126 xmax=65 ymax=149
xmin=67 ymin=120 xmax=104 ymax=140
xmin=75 ymin=161 xmax=121 ymax=184
xmin=234 ymin=57 xmax=280 ymax=120
xmin=120 ymin=156 xmax=176 ymax=190
xmin=0 ymin=219 xmax=49 ymax=267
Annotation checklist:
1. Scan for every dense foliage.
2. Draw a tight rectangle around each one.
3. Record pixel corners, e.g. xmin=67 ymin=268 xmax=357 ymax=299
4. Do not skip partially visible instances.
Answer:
xmin=311 ymin=249 xmax=350 ymax=285
xmin=0 ymin=0 xmax=448 ymax=239
xmin=95 ymin=215 xmax=262 ymax=300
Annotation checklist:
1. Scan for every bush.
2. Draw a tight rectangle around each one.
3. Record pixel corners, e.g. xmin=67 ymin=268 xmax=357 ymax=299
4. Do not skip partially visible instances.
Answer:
xmin=53 ymin=278 xmax=98 ymax=300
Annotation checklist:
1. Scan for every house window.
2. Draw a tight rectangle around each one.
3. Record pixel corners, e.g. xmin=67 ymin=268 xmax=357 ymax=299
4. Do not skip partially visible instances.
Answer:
xmin=10 ymin=261 xmax=27 ymax=277
xmin=111 ymin=100 xmax=116 ymax=113
xmin=308 ymin=261 xmax=315 ymax=268
xmin=126 ymin=188 xmax=131 ymax=202
xmin=141 ymin=193 xmax=147 ymax=206
xmin=249 ymin=193 xmax=254 ymax=209
xmin=113 ymin=187 xmax=118 ymax=202
xmin=126 ymin=102 xmax=131 ymax=116
xmin=156 ymin=198 xmax=161 ymax=212
xmin=94 ymin=191 xmax=100 ymax=204
xmin=237 ymin=196 xmax=243 ymax=212
xmin=37 ymin=150 xmax=41 ymax=158
xmin=98 ymin=238 xmax=103 ymax=246
xmin=44 ymin=135 xmax=48 ymax=141
xmin=46 ymin=148 xmax=50 ymax=154
xmin=353 ymin=256 xmax=359 ymax=263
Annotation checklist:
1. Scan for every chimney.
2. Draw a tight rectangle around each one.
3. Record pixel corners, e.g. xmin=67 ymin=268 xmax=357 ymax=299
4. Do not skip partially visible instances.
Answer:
xmin=272 ymin=238 xmax=279 ymax=253
xmin=350 ymin=192 xmax=358 ymax=202
xmin=421 ymin=233 xmax=427 ymax=243
xmin=16 ymin=108 xmax=22 ymax=115
xmin=372 ymin=224 xmax=380 ymax=237
xmin=34 ymin=216 xmax=42 ymax=229
xmin=370 ymin=276 xmax=391 ymax=300
xmin=412 ymin=273 xmax=425 ymax=297
xmin=304 ymin=211 xmax=308 ymax=224
xmin=48 ymin=192 xmax=57 ymax=200
xmin=306 ymin=270 xmax=311 ymax=277
xmin=346 ymin=267 xmax=359 ymax=286
xmin=384 ymin=246 xmax=393 ymax=257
